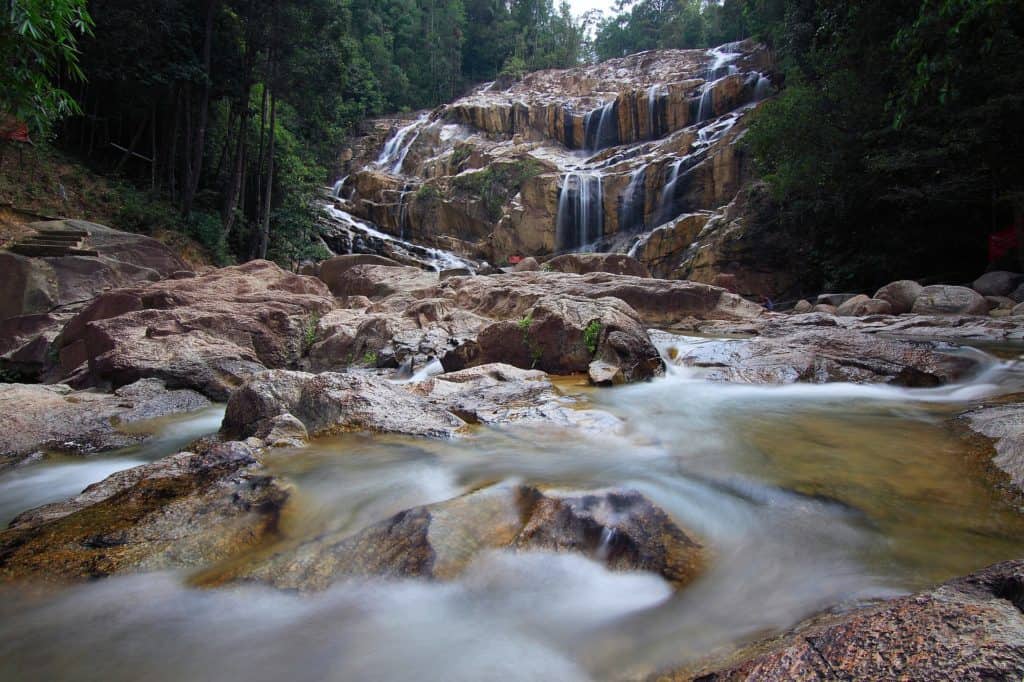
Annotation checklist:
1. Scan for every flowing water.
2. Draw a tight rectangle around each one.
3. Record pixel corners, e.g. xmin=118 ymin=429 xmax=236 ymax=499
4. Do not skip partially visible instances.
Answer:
xmin=2 ymin=339 xmax=1024 ymax=681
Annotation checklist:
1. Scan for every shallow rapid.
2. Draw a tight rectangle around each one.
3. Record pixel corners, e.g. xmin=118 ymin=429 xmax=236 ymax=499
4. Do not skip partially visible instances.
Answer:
xmin=1 ymin=338 xmax=1023 ymax=681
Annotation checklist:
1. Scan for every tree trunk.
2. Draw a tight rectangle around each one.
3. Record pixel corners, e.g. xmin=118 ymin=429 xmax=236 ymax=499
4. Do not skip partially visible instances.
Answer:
xmin=181 ymin=0 xmax=218 ymax=217
xmin=258 ymin=87 xmax=276 ymax=260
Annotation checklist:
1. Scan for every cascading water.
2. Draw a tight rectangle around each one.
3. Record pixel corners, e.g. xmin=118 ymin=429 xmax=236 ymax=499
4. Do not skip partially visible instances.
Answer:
xmin=556 ymin=172 xmax=604 ymax=251
xmin=330 ymin=176 xmax=349 ymax=199
xmin=584 ymin=101 xmax=618 ymax=152
xmin=619 ymin=167 xmax=647 ymax=234
xmin=377 ymin=115 xmax=427 ymax=175
xmin=647 ymin=85 xmax=662 ymax=139
xmin=696 ymin=44 xmax=742 ymax=123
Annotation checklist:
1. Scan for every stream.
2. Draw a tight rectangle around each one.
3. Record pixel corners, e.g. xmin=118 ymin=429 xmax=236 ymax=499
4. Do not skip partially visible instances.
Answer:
xmin=1 ymin=336 xmax=1023 ymax=681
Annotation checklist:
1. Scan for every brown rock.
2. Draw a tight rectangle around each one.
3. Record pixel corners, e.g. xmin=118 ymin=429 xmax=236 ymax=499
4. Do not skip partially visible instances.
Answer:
xmin=0 ymin=442 xmax=288 ymax=583
xmin=545 ymin=253 xmax=651 ymax=278
xmin=52 ymin=260 xmax=335 ymax=400
xmin=675 ymin=560 xmax=1024 ymax=682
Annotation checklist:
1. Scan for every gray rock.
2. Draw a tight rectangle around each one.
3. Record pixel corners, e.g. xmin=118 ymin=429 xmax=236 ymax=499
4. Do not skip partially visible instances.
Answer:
xmin=972 ymin=270 xmax=1023 ymax=297
xmin=912 ymin=285 xmax=989 ymax=316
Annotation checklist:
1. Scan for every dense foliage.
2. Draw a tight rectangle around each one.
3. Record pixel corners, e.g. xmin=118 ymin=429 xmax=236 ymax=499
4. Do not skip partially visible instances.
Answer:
xmin=742 ymin=0 xmax=1024 ymax=288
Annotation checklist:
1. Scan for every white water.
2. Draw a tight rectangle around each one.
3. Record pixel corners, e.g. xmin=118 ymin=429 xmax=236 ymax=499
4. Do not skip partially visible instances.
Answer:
xmin=322 ymin=204 xmax=474 ymax=272
xmin=376 ymin=115 xmax=428 ymax=175
xmin=2 ymin=339 xmax=1024 ymax=680
xmin=556 ymin=171 xmax=605 ymax=251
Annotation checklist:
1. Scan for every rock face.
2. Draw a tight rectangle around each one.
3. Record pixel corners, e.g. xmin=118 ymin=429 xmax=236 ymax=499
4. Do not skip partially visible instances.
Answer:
xmin=222 ymin=364 xmax=621 ymax=442
xmin=0 ymin=442 xmax=288 ymax=583
xmin=674 ymin=560 xmax=1024 ymax=681
xmin=912 ymin=285 xmax=989 ymax=316
xmin=329 ymin=42 xmax=774 ymax=275
xmin=0 ymin=379 xmax=210 ymax=471
xmin=50 ymin=260 xmax=335 ymax=400
xmin=222 ymin=484 xmax=703 ymax=591
xmin=963 ymin=404 xmax=1024 ymax=492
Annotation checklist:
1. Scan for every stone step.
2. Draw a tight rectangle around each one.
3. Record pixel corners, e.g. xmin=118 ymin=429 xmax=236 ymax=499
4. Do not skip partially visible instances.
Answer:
xmin=9 ymin=244 xmax=99 ymax=258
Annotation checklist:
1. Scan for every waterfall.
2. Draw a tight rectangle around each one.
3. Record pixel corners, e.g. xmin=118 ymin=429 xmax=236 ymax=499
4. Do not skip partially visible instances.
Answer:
xmin=330 ymin=176 xmax=349 ymax=199
xmin=647 ymin=85 xmax=661 ymax=139
xmin=696 ymin=44 xmax=742 ymax=124
xmin=584 ymin=101 xmax=618 ymax=152
xmin=377 ymin=115 xmax=427 ymax=175
xmin=556 ymin=172 xmax=604 ymax=251
xmin=619 ymin=167 xmax=647 ymax=234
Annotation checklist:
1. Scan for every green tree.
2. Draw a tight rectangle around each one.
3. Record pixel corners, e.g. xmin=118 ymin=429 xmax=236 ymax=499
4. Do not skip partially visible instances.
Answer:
xmin=0 ymin=0 xmax=93 ymax=135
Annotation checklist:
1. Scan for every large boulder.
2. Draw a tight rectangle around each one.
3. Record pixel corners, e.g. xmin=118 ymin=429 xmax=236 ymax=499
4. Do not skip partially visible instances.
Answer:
xmin=51 ymin=260 xmax=335 ymax=400
xmin=873 ymin=279 xmax=923 ymax=314
xmin=0 ymin=220 xmax=189 ymax=321
xmin=217 ymin=484 xmax=703 ymax=591
xmin=0 ymin=442 xmax=289 ymax=583
xmin=972 ymin=271 xmax=1023 ymax=297
xmin=0 ymin=379 xmax=210 ymax=471
xmin=317 ymin=254 xmax=401 ymax=295
xmin=674 ymin=560 xmax=1024 ymax=681
xmin=912 ymin=285 xmax=989 ymax=316
xmin=658 ymin=326 xmax=974 ymax=386
xmin=545 ymin=253 xmax=651 ymax=278
xmin=475 ymin=295 xmax=663 ymax=382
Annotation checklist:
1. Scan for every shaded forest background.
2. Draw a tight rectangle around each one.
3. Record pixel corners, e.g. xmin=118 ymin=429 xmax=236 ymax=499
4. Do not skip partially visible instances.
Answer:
xmin=2 ymin=0 xmax=1023 ymax=289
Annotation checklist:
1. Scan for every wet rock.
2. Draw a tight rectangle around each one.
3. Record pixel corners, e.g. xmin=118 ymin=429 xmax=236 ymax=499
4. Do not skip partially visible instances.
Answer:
xmin=973 ymin=271 xmax=1023 ymax=298
xmin=0 ymin=379 xmax=211 ymax=471
xmin=545 ymin=253 xmax=651 ymax=278
xmin=912 ymin=285 xmax=989 ymax=316
xmin=674 ymin=560 xmax=1024 ymax=681
xmin=874 ymin=279 xmax=923 ymax=314
xmin=589 ymin=360 xmax=626 ymax=386
xmin=663 ymin=328 xmax=973 ymax=386
xmin=51 ymin=260 xmax=334 ymax=400
xmin=0 ymin=442 xmax=289 ymax=582
xmin=222 ymin=484 xmax=703 ymax=591
xmin=963 ymin=404 xmax=1024 ymax=492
